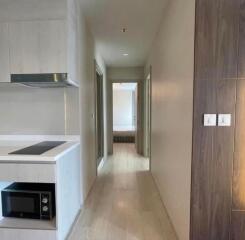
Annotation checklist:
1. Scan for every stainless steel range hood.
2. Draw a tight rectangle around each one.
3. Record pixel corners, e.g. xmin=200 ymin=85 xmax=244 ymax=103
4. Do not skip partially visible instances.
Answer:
xmin=11 ymin=73 xmax=78 ymax=88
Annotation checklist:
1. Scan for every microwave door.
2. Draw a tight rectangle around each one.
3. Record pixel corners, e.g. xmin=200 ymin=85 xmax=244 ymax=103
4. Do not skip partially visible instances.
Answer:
xmin=2 ymin=191 xmax=41 ymax=219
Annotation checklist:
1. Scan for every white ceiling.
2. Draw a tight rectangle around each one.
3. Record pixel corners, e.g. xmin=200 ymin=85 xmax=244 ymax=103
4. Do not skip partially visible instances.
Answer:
xmin=80 ymin=0 xmax=167 ymax=67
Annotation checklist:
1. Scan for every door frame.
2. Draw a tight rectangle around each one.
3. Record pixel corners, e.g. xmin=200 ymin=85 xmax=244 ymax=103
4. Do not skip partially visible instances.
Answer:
xmin=110 ymin=79 xmax=142 ymax=154
xmin=94 ymin=61 xmax=104 ymax=175
xmin=144 ymin=66 xmax=152 ymax=169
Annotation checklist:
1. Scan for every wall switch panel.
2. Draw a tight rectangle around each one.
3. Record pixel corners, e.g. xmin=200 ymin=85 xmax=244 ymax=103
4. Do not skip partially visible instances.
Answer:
xmin=203 ymin=114 xmax=217 ymax=126
xmin=218 ymin=114 xmax=231 ymax=126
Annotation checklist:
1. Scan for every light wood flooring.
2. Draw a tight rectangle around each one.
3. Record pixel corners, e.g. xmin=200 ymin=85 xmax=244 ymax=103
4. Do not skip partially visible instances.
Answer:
xmin=69 ymin=143 xmax=177 ymax=240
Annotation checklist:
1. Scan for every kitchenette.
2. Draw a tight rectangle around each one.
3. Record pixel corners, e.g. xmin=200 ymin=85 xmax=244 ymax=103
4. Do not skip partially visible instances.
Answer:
xmin=0 ymin=0 xmax=83 ymax=239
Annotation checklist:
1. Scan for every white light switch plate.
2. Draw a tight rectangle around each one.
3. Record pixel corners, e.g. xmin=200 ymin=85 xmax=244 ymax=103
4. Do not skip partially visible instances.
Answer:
xmin=218 ymin=114 xmax=231 ymax=126
xmin=203 ymin=114 xmax=217 ymax=126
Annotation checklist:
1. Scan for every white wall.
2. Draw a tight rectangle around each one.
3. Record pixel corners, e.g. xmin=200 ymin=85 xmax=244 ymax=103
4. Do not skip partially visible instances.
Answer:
xmin=108 ymin=67 xmax=144 ymax=81
xmin=68 ymin=0 xmax=107 ymax=204
xmin=0 ymin=84 xmax=79 ymax=135
xmin=65 ymin=88 xmax=80 ymax=135
xmin=145 ymin=0 xmax=195 ymax=239
xmin=113 ymin=89 xmax=134 ymax=130
xmin=0 ymin=85 xmax=66 ymax=134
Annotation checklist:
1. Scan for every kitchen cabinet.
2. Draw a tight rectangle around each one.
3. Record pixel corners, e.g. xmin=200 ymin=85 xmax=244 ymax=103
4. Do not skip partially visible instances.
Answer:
xmin=0 ymin=23 xmax=10 ymax=83
xmin=0 ymin=137 xmax=81 ymax=240
xmin=9 ymin=20 xmax=67 ymax=74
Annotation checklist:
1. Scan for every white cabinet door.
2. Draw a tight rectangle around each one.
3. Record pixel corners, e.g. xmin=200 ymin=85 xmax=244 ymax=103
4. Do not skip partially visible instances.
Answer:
xmin=39 ymin=20 xmax=67 ymax=73
xmin=9 ymin=21 xmax=40 ymax=74
xmin=9 ymin=20 xmax=67 ymax=74
xmin=0 ymin=23 xmax=10 ymax=82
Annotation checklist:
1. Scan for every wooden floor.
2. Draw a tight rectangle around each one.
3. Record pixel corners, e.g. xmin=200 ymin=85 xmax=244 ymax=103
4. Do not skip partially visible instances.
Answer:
xmin=69 ymin=143 xmax=177 ymax=240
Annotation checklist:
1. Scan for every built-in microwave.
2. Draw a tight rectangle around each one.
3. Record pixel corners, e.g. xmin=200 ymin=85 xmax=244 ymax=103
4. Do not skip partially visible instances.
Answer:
xmin=1 ymin=183 xmax=55 ymax=220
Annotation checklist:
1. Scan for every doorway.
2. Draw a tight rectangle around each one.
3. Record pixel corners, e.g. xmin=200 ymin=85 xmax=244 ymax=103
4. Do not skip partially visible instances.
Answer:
xmin=113 ymin=82 xmax=138 ymax=148
xmin=95 ymin=65 xmax=104 ymax=170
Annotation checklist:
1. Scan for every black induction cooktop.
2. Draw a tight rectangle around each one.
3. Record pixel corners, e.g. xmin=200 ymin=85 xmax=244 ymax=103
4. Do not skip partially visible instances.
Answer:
xmin=9 ymin=141 xmax=66 ymax=155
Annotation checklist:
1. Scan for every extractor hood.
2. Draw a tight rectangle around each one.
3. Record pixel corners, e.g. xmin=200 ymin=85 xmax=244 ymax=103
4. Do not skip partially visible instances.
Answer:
xmin=11 ymin=73 xmax=78 ymax=88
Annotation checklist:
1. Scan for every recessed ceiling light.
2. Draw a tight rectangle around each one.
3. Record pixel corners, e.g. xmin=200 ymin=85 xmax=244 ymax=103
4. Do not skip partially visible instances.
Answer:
xmin=123 ymin=53 xmax=129 ymax=56
xmin=122 ymin=28 xmax=127 ymax=33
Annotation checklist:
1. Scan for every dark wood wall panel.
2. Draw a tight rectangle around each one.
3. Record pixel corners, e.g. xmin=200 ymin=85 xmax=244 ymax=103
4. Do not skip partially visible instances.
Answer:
xmin=194 ymin=0 xmax=239 ymax=81
xmin=194 ymin=0 xmax=219 ymax=80
xmin=216 ymin=0 xmax=240 ymax=79
xmin=191 ymin=0 xmax=239 ymax=239
xmin=233 ymin=80 xmax=245 ymax=210
xmin=231 ymin=1 xmax=245 ymax=238
xmin=238 ymin=0 xmax=245 ymax=77
xmin=191 ymin=79 xmax=236 ymax=240
xmin=231 ymin=211 xmax=245 ymax=240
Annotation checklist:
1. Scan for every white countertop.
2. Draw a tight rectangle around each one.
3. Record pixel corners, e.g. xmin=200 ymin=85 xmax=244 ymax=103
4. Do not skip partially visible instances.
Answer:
xmin=0 ymin=135 xmax=80 ymax=163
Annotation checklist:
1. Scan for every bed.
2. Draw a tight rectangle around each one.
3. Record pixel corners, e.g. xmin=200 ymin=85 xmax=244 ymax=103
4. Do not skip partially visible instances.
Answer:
xmin=113 ymin=126 xmax=136 ymax=143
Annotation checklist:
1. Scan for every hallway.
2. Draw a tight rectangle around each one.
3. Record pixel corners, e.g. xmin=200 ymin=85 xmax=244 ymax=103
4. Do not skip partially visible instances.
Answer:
xmin=69 ymin=144 xmax=177 ymax=240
